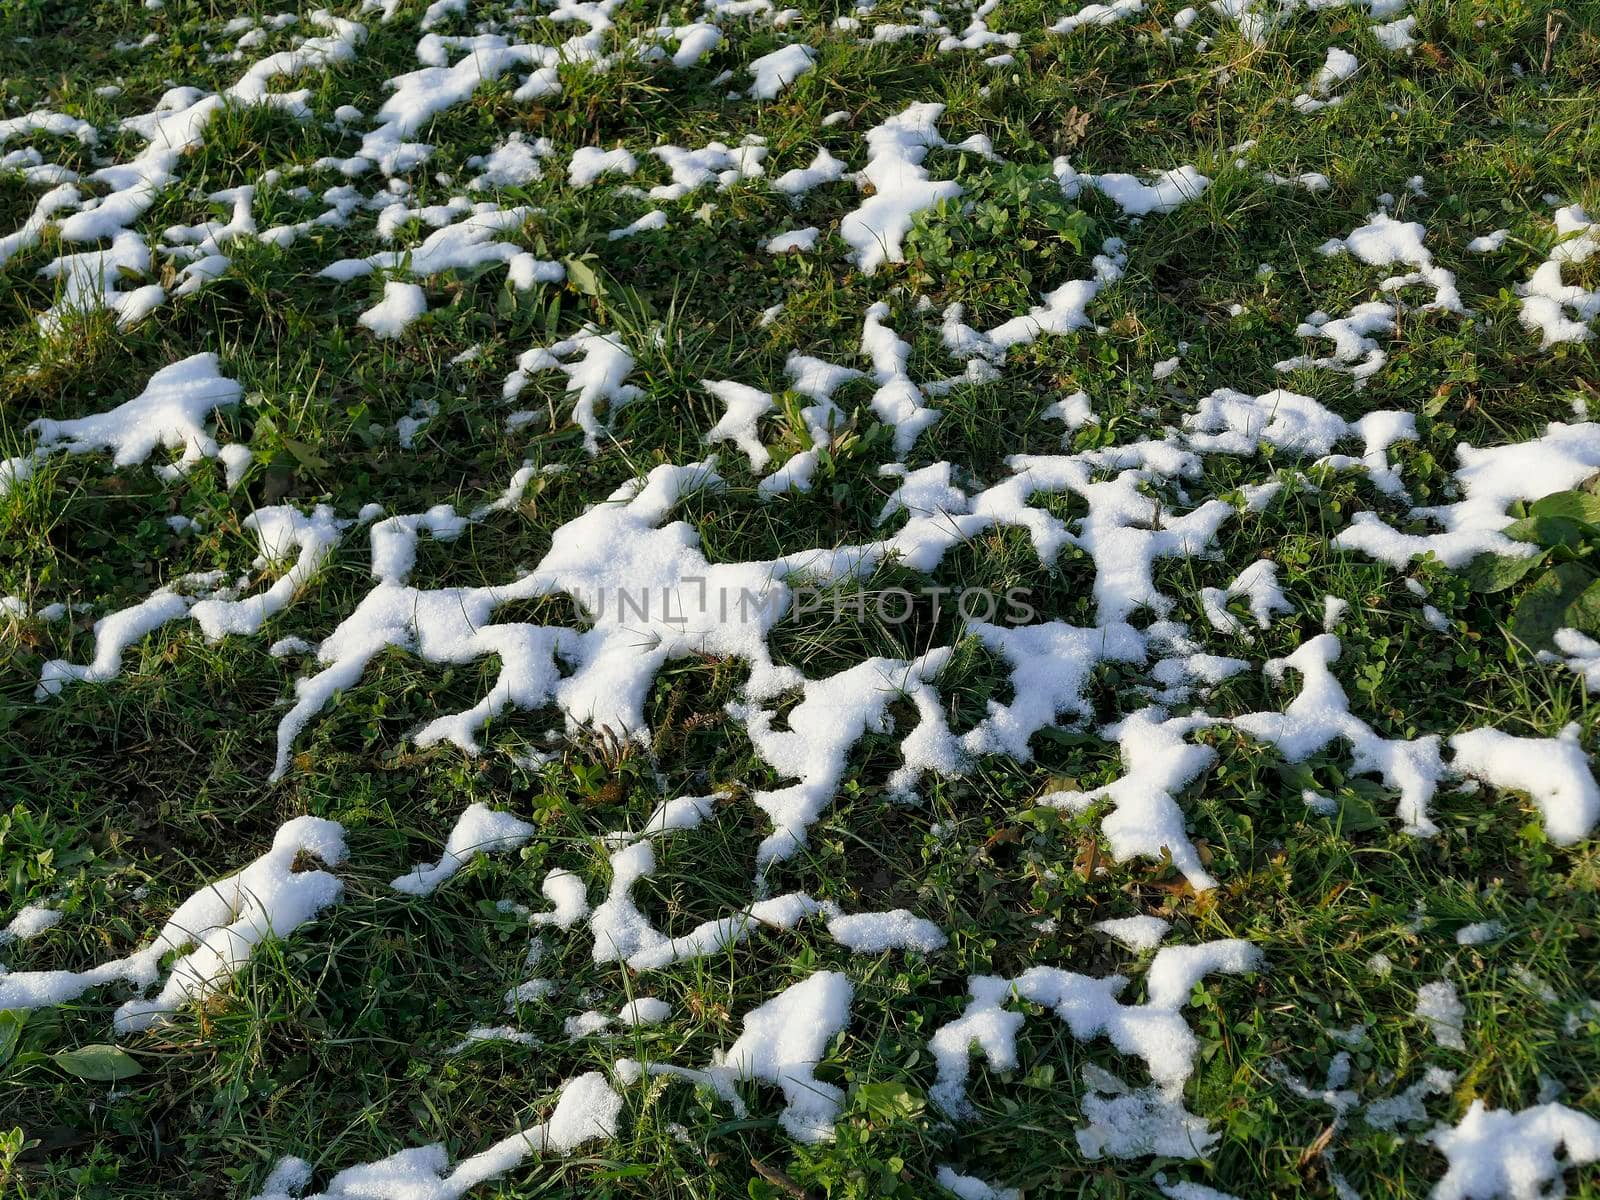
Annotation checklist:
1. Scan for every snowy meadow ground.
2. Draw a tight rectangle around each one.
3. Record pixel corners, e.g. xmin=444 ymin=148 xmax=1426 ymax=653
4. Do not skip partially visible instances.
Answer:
xmin=2 ymin=0 xmax=1600 ymax=1196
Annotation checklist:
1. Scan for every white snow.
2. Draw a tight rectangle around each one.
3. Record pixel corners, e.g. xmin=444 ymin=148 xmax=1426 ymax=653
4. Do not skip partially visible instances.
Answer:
xmin=607 ymin=210 xmax=668 ymax=239
xmin=568 ymin=145 xmax=638 ymax=187
xmin=1312 ymin=47 xmax=1359 ymax=94
xmin=839 ymin=103 xmax=965 ymax=275
xmin=1335 ymin=421 xmax=1600 ymax=567
xmin=1372 ymin=14 xmax=1417 ymax=52
xmin=1518 ymin=205 xmax=1600 ymax=347
xmin=1415 ymin=979 xmax=1467 ymax=1050
xmin=1093 ymin=915 xmax=1171 ymax=951
xmin=467 ymin=134 xmax=552 ymax=188
xmin=190 ymin=505 xmax=348 ymax=640
xmin=937 ymin=1166 xmax=1019 ymax=1200
xmin=986 ymin=238 xmax=1127 ymax=349
xmin=1050 ymin=0 xmax=1144 ymax=33
xmin=1426 ymin=1101 xmax=1600 ymax=1200
xmin=825 ymin=909 xmax=947 ymax=953
xmin=20 ymin=353 xmax=241 ymax=484
xmin=1455 ymin=920 xmax=1504 ymax=947
xmin=923 ymin=943 xmax=1261 ymax=1164
xmin=0 ymin=817 xmax=347 ymax=1034
xmin=2 ymin=904 xmax=63 ymax=942
xmin=772 ymin=147 xmax=846 ymax=196
xmin=1072 ymin=166 xmax=1210 ymax=217
xmin=1448 ymin=725 xmax=1600 ymax=845
xmin=1232 ymin=635 xmax=1446 ymax=836
xmin=747 ymin=43 xmax=816 ymax=99
xmin=249 ymin=1072 xmax=623 ymax=1200
xmin=391 ymin=804 xmax=537 ymax=896
xmin=37 ymin=586 xmax=196 ymax=698
xmin=1545 ymin=627 xmax=1600 ymax=692
xmin=357 ymin=280 xmax=428 ymax=338
xmin=533 ymin=868 xmax=591 ymax=929
xmin=1316 ymin=211 xmax=1463 ymax=314
xmin=1200 ymin=559 xmax=1292 ymax=638
xmin=765 ymin=225 xmax=820 ymax=253
xmin=630 ymin=971 xmax=853 ymax=1141
xmin=702 ymin=379 xmax=775 ymax=468
xmin=10 ymin=17 xmax=1599 ymax=1199
xmin=1467 ymin=228 xmax=1509 ymax=254
xmin=502 ymin=325 xmax=643 ymax=454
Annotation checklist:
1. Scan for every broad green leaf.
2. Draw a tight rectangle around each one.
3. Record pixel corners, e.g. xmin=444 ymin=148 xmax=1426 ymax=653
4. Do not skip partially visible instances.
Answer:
xmin=1333 ymin=789 xmax=1385 ymax=834
xmin=562 ymin=256 xmax=604 ymax=297
xmin=0 ymin=1010 xmax=25 ymax=1069
xmin=1275 ymin=762 xmax=1318 ymax=792
xmin=280 ymin=438 xmax=329 ymax=471
xmin=1509 ymin=561 xmax=1600 ymax=653
xmin=53 ymin=1043 xmax=142 ymax=1082
xmin=1530 ymin=488 xmax=1600 ymax=525
xmin=1526 ymin=515 xmax=1593 ymax=549
xmin=1459 ymin=547 xmax=1544 ymax=593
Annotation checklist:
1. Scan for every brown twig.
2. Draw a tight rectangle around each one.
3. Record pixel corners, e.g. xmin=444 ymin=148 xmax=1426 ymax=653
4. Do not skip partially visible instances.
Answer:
xmin=1543 ymin=10 xmax=1566 ymax=75
xmin=1299 ymin=1122 xmax=1338 ymax=1167
xmin=749 ymin=1156 xmax=811 ymax=1199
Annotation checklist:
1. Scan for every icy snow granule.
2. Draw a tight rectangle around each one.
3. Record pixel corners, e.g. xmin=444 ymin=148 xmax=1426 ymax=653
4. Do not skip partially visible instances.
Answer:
xmin=2 ymin=904 xmax=62 ymax=942
xmin=765 ymin=226 xmax=820 ymax=253
xmin=747 ymin=44 xmax=816 ymax=99
xmin=617 ymin=997 xmax=671 ymax=1025
xmin=567 ymin=145 xmax=637 ymax=187
xmin=1454 ymin=920 xmax=1504 ymax=947
xmin=390 ymin=803 xmax=537 ymax=896
xmin=1092 ymin=914 xmax=1171 ymax=951
xmin=357 ymin=281 xmax=427 ymax=339
xmin=826 ymin=908 xmax=947 ymax=953
xmin=936 ymin=1165 xmax=1019 ymax=1200
xmin=1415 ymin=980 xmax=1466 ymax=1049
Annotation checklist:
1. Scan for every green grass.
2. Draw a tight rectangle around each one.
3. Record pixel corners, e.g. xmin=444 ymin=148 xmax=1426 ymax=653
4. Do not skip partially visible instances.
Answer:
xmin=2 ymin=0 xmax=1599 ymax=1196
